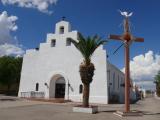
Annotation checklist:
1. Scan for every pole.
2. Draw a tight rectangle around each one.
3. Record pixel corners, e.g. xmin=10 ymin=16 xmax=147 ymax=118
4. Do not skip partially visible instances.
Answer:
xmin=125 ymin=42 xmax=130 ymax=112
xmin=68 ymin=82 xmax=70 ymax=100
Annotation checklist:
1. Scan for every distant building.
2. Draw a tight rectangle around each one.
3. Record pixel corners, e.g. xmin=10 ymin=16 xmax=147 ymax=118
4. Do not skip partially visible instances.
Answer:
xmin=18 ymin=20 xmax=135 ymax=104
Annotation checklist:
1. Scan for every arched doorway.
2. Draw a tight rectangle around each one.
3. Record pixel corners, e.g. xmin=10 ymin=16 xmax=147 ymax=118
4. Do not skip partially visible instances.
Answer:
xmin=49 ymin=74 xmax=66 ymax=98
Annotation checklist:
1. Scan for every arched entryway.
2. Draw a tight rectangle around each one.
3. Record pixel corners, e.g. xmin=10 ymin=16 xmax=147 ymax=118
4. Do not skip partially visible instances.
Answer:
xmin=49 ymin=74 xmax=66 ymax=98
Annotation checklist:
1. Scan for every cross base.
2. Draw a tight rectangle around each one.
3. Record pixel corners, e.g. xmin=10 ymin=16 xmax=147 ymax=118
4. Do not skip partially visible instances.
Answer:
xmin=113 ymin=110 xmax=143 ymax=117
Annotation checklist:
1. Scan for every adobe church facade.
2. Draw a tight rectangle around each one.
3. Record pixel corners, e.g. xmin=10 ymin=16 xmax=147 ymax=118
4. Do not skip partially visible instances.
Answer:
xmin=18 ymin=20 xmax=134 ymax=104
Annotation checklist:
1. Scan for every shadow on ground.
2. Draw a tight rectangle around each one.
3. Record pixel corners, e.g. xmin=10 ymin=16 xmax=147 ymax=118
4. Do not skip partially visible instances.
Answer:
xmin=142 ymin=111 xmax=160 ymax=115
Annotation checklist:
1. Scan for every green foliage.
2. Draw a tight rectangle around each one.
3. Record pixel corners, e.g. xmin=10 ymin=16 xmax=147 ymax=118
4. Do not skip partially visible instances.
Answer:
xmin=155 ymin=71 xmax=160 ymax=84
xmin=70 ymin=33 xmax=107 ymax=107
xmin=155 ymin=71 xmax=160 ymax=97
xmin=70 ymin=33 xmax=107 ymax=65
xmin=0 ymin=56 xmax=23 ymax=91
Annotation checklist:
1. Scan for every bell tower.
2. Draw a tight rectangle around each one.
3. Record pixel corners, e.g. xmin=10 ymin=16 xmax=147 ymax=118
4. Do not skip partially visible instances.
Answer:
xmin=55 ymin=18 xmax=71 ymax=34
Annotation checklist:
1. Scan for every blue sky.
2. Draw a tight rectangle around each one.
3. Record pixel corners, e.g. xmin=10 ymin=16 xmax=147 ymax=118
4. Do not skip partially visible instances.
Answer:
xmin=0 ymin=0 xmax=160 ymax=89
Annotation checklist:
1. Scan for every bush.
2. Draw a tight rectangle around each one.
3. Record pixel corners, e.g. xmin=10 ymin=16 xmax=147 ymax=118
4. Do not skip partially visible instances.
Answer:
xmin=155 ymin=71 xmax=160 ymax=97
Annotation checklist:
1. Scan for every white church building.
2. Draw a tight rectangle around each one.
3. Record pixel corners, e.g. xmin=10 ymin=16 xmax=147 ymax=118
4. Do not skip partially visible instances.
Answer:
xmin=18 ymin=20 xmax=135 ymax=104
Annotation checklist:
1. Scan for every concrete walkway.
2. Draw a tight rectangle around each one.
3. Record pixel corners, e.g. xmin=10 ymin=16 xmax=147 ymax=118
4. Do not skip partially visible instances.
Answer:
xmin=0 ymin=96 xmax=159 ymax=120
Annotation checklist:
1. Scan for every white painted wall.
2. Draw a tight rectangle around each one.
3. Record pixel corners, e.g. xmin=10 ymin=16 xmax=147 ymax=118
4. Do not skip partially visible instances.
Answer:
xmin=18 ymin=20 xmax=132 ymax=104
xmin=107 ymin=62 xmax=125 ymax=103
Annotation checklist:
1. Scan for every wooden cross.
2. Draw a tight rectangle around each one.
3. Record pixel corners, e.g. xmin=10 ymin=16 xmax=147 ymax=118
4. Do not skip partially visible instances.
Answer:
xmin=108 ymin=14 xmax=144 ymax=112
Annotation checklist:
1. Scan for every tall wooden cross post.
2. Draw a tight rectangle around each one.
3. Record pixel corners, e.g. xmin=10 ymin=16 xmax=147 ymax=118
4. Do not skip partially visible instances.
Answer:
xmin=108 ymin=11 xmax=144 ymax=112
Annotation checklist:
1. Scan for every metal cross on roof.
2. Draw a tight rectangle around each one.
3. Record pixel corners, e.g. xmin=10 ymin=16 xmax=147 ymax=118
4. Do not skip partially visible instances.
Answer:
xmin=62 ymin=16 xmax=66 ymax=21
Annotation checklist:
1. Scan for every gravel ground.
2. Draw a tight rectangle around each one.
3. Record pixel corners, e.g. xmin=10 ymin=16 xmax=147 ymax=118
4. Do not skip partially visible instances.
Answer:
xmin=0 ymin=96 xmax=159 ymax=120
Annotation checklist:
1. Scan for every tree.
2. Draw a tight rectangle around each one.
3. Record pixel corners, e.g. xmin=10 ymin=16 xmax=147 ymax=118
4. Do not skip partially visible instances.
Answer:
xmin=155 ymin=71 xmax=160 ymax=97
xmin=14 ymin=57 xmax=23 ymax=86
xmin=70 ymin=33 xmax=106 ymax=107
xmin=0 ymin=56 xmax=23 ymax=93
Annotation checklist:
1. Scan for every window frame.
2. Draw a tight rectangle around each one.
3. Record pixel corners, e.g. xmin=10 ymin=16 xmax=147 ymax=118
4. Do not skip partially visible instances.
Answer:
xmin=113 ymin=72 xmax=115 ymax=90
xmin=66 ymin=38 xmax=72 ymax=46
xmin=36 ymin=83 xmax=39 ymax=91
xmin=51 ymin=39 xmax=56 ymax=47
xmin=79 ymin=84 xmax=83 ymax=94
xmin=59 ymin=26 xmax=64 ymax=34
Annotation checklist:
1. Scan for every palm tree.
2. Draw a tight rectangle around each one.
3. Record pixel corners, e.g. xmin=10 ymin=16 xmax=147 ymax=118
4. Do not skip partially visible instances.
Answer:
xmin=70 ymin=33 xmax=107 ymax=107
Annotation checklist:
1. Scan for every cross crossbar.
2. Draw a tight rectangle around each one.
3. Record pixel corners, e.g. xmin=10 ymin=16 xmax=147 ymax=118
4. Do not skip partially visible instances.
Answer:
xmin=109 ymin=35 xmax=144 ymax=42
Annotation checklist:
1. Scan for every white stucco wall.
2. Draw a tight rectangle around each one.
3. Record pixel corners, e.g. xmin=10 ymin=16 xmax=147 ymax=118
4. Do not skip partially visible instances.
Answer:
xmin=18 ymin=20 xmax=134 ymax=104
xmin=18 ymin=20 xmax=108 ymax=104
xmin=107 ymin=62 xmax=125 ymax=103
xmin=107 ymin=62 xmax=136 ymax=103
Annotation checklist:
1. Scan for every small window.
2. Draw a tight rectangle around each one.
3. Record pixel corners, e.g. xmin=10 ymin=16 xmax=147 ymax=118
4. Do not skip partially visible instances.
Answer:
xmin=113 ymin=72 xmax=115 ymax=90
xmin=35 ymin=47 xmax=39 ymax=51
xmin=117 ymin=75 xmax=119 ymax=89
xmin=59 ymin=26 xmax=64 ymax=34
xmin=79 ymin=84 xmax=83 ymax=94
xmin=66 ymin=38 xmax=71 ymax=46
xmin=107 ymin=70 xmax=110 ymax=81
xmin=36 ymin=83 xmax=39 ymax=91
xmin=51 ymin=39 xmax=56 ymax=47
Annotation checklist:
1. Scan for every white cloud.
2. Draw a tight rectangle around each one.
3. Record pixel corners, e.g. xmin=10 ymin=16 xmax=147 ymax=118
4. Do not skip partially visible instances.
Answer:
xmin=135 ymin=81 xmax=156 ymax=90
xmin=0 ymin=11 xmax=24 ymax=56
xmin=1 ymin=0 xmax=58 ymax=14
xmin=0 ymin=44 xmax=24 ymax=57
xmin=0 ymin=11 xmax=18 ymax=44
xmin=122 ymin=51 xmax=160 ymax=90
